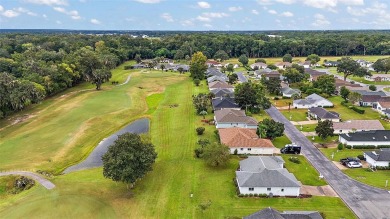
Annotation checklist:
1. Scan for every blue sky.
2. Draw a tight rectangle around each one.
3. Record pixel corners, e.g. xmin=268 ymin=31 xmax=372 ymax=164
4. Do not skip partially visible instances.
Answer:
xmin=1 ymin=0 xmax=390 ymax=30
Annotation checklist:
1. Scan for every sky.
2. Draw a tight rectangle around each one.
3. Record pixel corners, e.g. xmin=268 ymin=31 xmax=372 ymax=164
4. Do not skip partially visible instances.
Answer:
xmin=0 ymin=0 xmax=390 ymax=30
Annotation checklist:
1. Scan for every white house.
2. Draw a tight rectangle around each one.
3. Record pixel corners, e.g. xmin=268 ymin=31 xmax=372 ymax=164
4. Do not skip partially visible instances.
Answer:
xmin=293 ymin=93 xmax=333 ymax=109
xmin=275 ymin=62 xmax=292 ymax=69
xmin=236 ymin=156 xmax=301 ymax=196
xmin=214 ymin=109 xmax=258 ymax=129
xmin=339 ymin=130 xmax=390 ymax=147
xmin=250 ymin=62 xmax=267 ymax=70
xmin=281 ymin=87 xmax=301 ymax=98
xmin=219 ymin=128 xmax=276 ymax=155
xmin=333 ymin=120 xmax=384 ymax=134
xmin=364 ymin=149 xmax=390 ymax=167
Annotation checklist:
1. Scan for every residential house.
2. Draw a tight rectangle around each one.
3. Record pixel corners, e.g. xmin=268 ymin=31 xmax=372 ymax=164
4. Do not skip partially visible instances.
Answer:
xmin=339 ymin=130 xmax=390 ymax=147
xmin=212 ymin=97 xmax=240 ymax=111
xmin=281 ymin=87 xmax=301 ymax=98
xmin=206 ymin=60 xmax=223 ymax=68
xmin=244 ymin=207 xmax=323 ymax=219
xmin=256 ymin=70 xmax=281 ymax=80
xmin=335 ymin=78 xmax=362 ymax=91
xmin=154 ymin=63 xmax=175 ymax=71
xmin=297 ymin=60 xmax=312 ymax=68
xmin=308 ymin=107 xmax=340 ymax=122
xmin=172 ymin=64 xmax=189 ymax=72
xmin=359 ymin=95 xmax=382 ymax=107
xmin=236 ymin=156 xmax=301 ymax=196
xmin=208 ymin=81 xmax=234 ymax=91
xmin=214 ymin=109 xmax=258 ymax=129
xmin=207 ymin=75 xmax=228 ymax=83
xmin=254 ymin=68 xmax=273 ymax=78
xmin=364 ymin=149 xmax=390 ymax=167
xmin=376 ymin=97 xmax=390 ymax=114
xmin=356 ymin=59 xmax=373 ymax=68
xmin=224 ymin=63 xmax=239 ymax=69
xmin=132 ymin=63 xmax=146 ymax=69
xmin=250 ymin=62 xmax=268 ymax=70
xmin=206 ymin=68 xmax=224 ymax=77
xmin=219 ymin=128 xmax=276 ymax=154
xmin=324 ymin=61 xmax=339 ymax=67
xmin=365 ymin=74 xmax=390 ymax=82
xmin=305 ymin=68 xmax=326 ymax=82
xmin=161 ymin=58 xmax=174 ymax=64
xmin=333 ymin=120 xmax=384 ymax=134
xmin=211 ymin=88 xmax=234 ymax=98
xmin=275 ymin=62 xmax=293 ymax=69
xmin=293 ymin=93 xmax=333 ymax=109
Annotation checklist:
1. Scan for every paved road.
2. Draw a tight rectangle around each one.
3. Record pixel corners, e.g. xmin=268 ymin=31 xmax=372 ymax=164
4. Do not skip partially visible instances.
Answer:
xmin=63 ymin=118 xmax=150 ymax=174
xmin=236 ymin=72 xmax=248 ymax=83
xmin=0 ymin=171 xmax=55 ymax=190
xmin=266 ymin=106 xmax=390 ymax=219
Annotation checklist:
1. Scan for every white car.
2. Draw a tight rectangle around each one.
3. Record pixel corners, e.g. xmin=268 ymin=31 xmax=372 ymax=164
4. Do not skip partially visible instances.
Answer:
xmin=347 ymin=161 xmax=362 ymax=168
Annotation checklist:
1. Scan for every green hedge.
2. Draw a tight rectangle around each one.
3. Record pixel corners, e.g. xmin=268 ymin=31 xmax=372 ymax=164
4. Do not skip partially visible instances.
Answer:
xmin=345 ymin=145 xmax=390 ymax=149
xmin=351 ymin=106 xmax=365 ymax=114
xmin=124 ymin=65 xmax=133 ymax=70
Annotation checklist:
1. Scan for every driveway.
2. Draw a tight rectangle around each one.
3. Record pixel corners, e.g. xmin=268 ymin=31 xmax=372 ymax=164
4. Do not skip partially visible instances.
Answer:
xmin=266 ymin=106 xmax=390 ymax=219
xmin=63 ymin=118 xmax=150 ymax=174
xmin=301 ymin=185 xmax=338 ymax=197
xmin=0 ymin=171 xmax=55 ymax=190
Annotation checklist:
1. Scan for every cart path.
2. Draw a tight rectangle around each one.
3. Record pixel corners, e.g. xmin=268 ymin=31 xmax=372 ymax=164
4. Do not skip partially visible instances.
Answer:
xmin=0 ymin=171 xmax=55 ymax=190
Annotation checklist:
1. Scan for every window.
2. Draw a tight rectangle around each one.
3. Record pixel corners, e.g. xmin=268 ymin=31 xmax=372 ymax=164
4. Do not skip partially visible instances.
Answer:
xmin=248 ymin=148 xmax=251 ymax=151
xmin=281 ymin=189 xmax=284 ymax=192
xmin=339 ymin=130 xmax=342 ymax=133
xmin=249 ymin=188 xmax=254 ymax=191
xmin=267 ymin=188 xmax=271 ymax=191
xmin=240 ymin=148 xmax=244 ymax=151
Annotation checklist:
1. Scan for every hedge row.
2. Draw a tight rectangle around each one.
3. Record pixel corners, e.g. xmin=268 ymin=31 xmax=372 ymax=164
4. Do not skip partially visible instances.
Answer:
xmin=345 ymin=145 xmax=390 ymax=149
xmin=350 ymin=106 xmax=365 ymax=114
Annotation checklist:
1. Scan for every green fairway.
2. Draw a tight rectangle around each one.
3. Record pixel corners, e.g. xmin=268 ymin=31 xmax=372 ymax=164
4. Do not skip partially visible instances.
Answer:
xmin=320 ymin=148 xmax=390 ymax=189
xmin=0 ymin=64 xmax=356 ymax=219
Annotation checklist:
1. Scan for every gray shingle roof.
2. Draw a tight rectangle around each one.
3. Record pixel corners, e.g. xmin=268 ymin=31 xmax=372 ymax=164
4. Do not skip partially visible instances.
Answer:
xmin=355 ymin=90 xmax=387 ymax=97
xmin=364 ymin=149 xmax=390 ymax=161
xmin=340 ymin=130 xmax=390 ymax=142
xmin=211 ymin=88 xmax=234 ymax=98
xmin=239 ymin=156 xmax=284 ymax=172
xmin=308 ymin=107 xmax=339 ymax=119
xmin=282 ymin=87 xmax=301 ymax=95
xmin=294 ymin=93 xmax=332 ymax=106
xmin=214 ymin=109 xmax=257 ymax=125
xmin=236 ymin=169 xmax=301 ymax=187
xmin=212 ymin=97 xmax=240 ymax=110
xmin=244 ymin=208 xmax=323 ymax=219
xmin=207 ymin=75 xmax=228 ymax=83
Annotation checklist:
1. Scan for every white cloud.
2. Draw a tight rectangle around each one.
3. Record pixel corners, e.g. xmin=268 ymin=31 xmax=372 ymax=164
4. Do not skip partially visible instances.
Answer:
xmin=196 ymin=15 xmax=211 ymax=22
xmin=2 ymin=10 xmax=20 ymax=18
xmin=203 ymin=12 xmax=228 ymax=18
xmin=161 ymin=13 xmax=173 ymax=22
xmin=0 ymin=5 xmax=3 ymax=12
xmin=134 ymin=0 xmax=161 ymax=3
xmin=15 ymin=7 xmax=37 ymax=16
xmin=25 ymin=0 xmax=67 ymax=6
xmin=181 ymin=20 xmax=194 ymax=26
xmin=90 ymin=18 xmax=100 ymax=24
xmin=346 ymin=1 xmax=390 ymax=27
xmin=275 ymin=19 xmax=281 ymax=23
xmin=276 ymin=0 xmax=295 ymax=4
xmin=312 ymin=13 xmax=330 ymax=27
xmin=204 ymin=23 xmax=212 ymax=28
xmin=257 ymin=0 xmax=272 ymax=5
xmin=251 ymin=9 xmax=259 ymax=15
xmin=280 ymin=11 xmax=294 ymax=17
xmin=228 ymin=6 xmax=242 ymax=12
xmin=56 ymin=20 xmax=62 ymax=24
xmin=268 ymin=9 xmax=277 ymax=14
xmin=53 ymin=7 xmax=81 ymax=19
xmin=198 ymin=1 xmax=211 ymax=9
xmin=43 ymin=14 xmax=47 ymax=18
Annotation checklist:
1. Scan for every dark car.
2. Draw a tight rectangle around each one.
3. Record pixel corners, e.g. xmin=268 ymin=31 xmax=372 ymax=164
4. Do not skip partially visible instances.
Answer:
xmin=280 ymin=144 xmax=301 ymax=154
xmin=340 ymin=157 xmax=360 ymax=166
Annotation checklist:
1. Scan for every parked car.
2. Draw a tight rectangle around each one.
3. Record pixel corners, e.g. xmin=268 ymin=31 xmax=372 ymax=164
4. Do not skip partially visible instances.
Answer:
xmin=340 ymin=157 xmax=360 ymax=166
xmin=280 ymin=144 xmax=301 ymax=154
xmin=347 ymin=161 xmax=363 ymax=168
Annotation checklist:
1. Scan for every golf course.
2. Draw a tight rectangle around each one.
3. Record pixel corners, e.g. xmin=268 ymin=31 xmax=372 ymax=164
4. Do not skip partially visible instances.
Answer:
xmin=0 ymin=61 xmax=356 ymax=218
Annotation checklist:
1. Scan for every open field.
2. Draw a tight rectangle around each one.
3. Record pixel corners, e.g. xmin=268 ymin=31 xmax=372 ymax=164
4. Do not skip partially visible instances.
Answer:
xmin=0 ymin=63 xmax=356 ymax=218
xmin=320 ymin=148 xmax=390 ymax=189
xmin=327 ymin=67 xmax=390 ymax=85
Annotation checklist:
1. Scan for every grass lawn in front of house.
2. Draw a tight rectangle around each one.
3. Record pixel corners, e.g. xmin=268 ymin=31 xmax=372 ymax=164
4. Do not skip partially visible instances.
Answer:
xmin=280 ymin=109 xmax=308 ymax=122
xmin=327 ymin=96 xmax=382 ymax=121
xmin=295 ymin=124 xmax=317 ymax=132
xmin=281 ymin=155 xmax=327 ymax=186
xmin=272 ymin=135 xmax=292 ymax=148
xmin=308 ymin=136 xmax=339 ymax=144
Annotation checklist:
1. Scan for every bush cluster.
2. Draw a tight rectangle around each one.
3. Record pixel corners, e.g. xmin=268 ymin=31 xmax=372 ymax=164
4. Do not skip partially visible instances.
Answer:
xmin=288 ymin=156 xmax=301 ymax=164
xmin=196 ymin=127 xmax=205 ymax=135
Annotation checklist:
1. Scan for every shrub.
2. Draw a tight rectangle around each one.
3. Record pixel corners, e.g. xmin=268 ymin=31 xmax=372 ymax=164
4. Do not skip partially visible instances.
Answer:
xmin=196 ymin=127 xmax=205 ymax=135
xmin=124 ymin=65 xmax=133 ymax=70
xmin=282 ymin=96 xmax=291 ymax=99
xmin=234 ymin=149 xmax=238 ymax=155
xmin=238 ymin=194 xmax=244 ymax=197
xmin=10 ymin=176 xmax=35 ymax=194
xmin=369 ymin=85 xmax=377 ymax=91
xmin=376 ymin=166 xmax=390 ymax=170
xmin=351 ymin=106 xmax=365 ymax=114
xmin=273 ymin=97 xmax=280 ymax=100
xmin=357 ymin=154 xmax=365 ymax=161
xmin=194 ymin=148 xmax=204 ymax=158
xmin=346 ymin=145 xmax=352 ymax=149
xmin=350 ymin=145 xmax=376 ymax=149
xmin=378 ymin=145 xmax=390 ymax=148
xmin=288 ymin=156 xmax=301 ymax=164
xmin=337 ymin=143 xmax=344 ymax=150
xmin=249 ymin=193 xmax=254 ymax=197
xmin=194 ymin=79 xmax=200 ymax=86
xmin=323 ymin=105 xmax=334 ymax=108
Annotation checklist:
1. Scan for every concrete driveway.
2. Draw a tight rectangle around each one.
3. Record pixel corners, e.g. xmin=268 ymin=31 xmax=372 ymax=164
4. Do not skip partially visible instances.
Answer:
xmin=267 ymin=106 xmax=390 ymax=219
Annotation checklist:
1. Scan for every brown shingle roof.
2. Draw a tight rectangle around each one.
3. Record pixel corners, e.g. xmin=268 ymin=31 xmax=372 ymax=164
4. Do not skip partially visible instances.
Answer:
xmin=219 ymin=128 xmax=275 ymax=148
xmin=209 ymin=81 xmax=234 ymax=89
xmin=361 ymin=95 xmax=381 ymax=102
xmin=333 ymin=120 xmax=384 ymax=130
xmin=378 ymin=101 xmax=390 ymax=109
xmin=215 ymin=109 xmax=258 ymax=125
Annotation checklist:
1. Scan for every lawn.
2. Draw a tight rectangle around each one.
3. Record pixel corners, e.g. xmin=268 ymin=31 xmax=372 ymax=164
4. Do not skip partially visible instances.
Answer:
xmin=327 ymin=67 xmax=390 ymax=85
xmin=280 ymin=109 xmax=308 ymax=121
xmin=327 ymin=96 xmax=382 ymax=121
xmin=307 ymin=136 xmax=339 ymax=144
xmin=272 ymin=135 xmax=291 ymax=148
xmin=295 ymin=124 xmax=317 ymax=132
xmin=320 ymin=148 xmax=390 ymax=189
xmin=0 ymin=65 xmax=356 ymax=219
xmin=281 ymin=155 xmax=327 ymax=186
